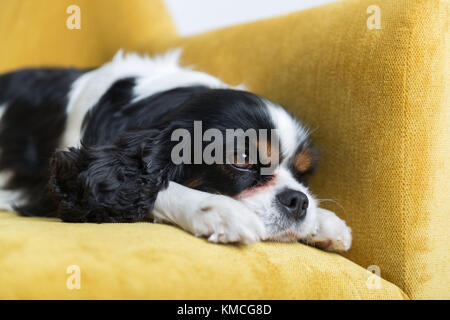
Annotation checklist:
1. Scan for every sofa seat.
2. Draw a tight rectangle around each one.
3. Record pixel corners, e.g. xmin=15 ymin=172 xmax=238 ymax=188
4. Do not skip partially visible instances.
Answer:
xmin=0 ymin=211 xmax=407 ymax=299
xmin=0 ymin=0 xmax=447 ymax=299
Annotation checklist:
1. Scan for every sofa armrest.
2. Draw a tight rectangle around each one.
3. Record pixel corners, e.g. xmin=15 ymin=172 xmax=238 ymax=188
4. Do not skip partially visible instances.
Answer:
xmin=0 ymin=0 xmax=177 ymax=72
xmin=159 ymin=0 xmax=449 ymax=299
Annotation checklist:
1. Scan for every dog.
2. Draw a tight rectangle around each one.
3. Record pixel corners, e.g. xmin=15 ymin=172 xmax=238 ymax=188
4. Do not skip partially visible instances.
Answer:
xmin=0 ymin=50 xmax=351 ymax=251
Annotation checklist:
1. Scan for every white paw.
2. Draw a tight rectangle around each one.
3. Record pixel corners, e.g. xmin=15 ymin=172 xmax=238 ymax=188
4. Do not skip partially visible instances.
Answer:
xmin=311 ymin=208 xmax=352 ymax=252
xmin=192 ymin=195 xmax=266 ymax=244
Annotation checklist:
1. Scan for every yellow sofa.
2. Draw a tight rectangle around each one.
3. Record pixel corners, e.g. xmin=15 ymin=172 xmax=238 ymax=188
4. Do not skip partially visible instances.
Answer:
xmin=0 ymin=0 xmax=448 ymax=299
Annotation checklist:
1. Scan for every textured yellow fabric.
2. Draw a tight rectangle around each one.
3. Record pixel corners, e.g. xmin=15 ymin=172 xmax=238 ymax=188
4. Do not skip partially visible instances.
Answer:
xmin=149 ymin=0 xmax=448 ymax=299
xmin=0 ymin=211 xmax=406 ymax=299
xmin=0 ymin=0 xmax=177 ymax=72
xmin=0 ymin=0 xmax=447 ymax=300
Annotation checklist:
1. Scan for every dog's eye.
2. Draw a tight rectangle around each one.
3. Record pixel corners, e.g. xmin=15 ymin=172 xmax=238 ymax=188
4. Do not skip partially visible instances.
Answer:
xmin=231 ymin=152 xmax=256 ymax=171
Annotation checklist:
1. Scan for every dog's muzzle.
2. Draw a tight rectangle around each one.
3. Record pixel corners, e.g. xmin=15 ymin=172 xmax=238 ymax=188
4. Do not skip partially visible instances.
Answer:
xmin=275 ymin=188 xmax=309 ymax=221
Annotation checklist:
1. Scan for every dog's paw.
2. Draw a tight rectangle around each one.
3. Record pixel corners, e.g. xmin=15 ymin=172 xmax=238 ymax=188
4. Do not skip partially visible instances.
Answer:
xmin=192 ymin=195 xmax=266 ymax=244
xmin=311 ymin=208 xmax=352 ymax=252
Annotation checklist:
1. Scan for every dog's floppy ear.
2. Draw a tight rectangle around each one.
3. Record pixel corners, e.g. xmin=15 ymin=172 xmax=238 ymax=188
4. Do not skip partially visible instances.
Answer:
xmin=50 ymin=129 xmax=172 ymax=223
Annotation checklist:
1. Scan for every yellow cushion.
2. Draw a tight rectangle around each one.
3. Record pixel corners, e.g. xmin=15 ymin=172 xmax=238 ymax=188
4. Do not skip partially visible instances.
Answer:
xmin=0 ymin=211 xmax=406 ymax=299
xmin=0 ymin=0 xmax=447 ymax=299
xmin=0 ymin=0 xmax=177 ymax=72
xmin=153 ymin=0 xmax=448 ymax=299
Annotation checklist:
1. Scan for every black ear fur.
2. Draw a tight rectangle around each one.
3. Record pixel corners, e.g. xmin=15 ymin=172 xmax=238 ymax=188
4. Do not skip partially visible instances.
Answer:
xmin=50 ymin=130 xmax=172 ymax=223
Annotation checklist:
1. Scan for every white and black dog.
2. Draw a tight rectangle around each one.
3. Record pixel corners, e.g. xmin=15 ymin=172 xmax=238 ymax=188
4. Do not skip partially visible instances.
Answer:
xmin=0 ymin=50 xmax=351 ymax=251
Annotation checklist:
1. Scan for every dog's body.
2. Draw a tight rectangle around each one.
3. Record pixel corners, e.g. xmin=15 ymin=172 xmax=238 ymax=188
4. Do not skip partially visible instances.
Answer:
xmin=0 ymin=51 xmax=351 ymax=251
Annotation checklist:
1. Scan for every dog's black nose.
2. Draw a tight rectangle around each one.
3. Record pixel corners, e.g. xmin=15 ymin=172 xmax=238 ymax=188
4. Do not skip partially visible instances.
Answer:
xmin=276 ymin=189 xmax=309 ymax=220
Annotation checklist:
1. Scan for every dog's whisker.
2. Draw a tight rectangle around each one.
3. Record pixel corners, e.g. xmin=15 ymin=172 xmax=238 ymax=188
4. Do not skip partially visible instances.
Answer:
xmin=316 ymin=198 xmax=346 ymax=213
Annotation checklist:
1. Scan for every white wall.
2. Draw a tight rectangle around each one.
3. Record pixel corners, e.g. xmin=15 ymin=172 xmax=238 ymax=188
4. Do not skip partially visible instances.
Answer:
xmin=164 ymin=0 xmax=337 ymax=36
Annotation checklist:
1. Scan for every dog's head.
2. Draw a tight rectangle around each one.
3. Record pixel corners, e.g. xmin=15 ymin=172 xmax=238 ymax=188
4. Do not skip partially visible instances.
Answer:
xmin=51 ymin=89 xmax=319 ymax=241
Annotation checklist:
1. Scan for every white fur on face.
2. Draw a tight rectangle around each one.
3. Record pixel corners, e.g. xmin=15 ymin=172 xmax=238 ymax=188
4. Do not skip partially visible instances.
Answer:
xmin=236 ymin=166 xmax=319 ymax=242
xmin=266 ymin=102 xmax=309 ymax=158
xmin=232 ymin=102 xmax=319 ymax=241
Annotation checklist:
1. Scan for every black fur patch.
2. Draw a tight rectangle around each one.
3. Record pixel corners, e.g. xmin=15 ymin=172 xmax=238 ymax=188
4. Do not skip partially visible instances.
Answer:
xmin=81 ymin=80 xmax=210 ymax=146
xmin=50 ymin=130 xmax=167 ymax=222
xmin=0 ymin=68 xmax=84 ymax=216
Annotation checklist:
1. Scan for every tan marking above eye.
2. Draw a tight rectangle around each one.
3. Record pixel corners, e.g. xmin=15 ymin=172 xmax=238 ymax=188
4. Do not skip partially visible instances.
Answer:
xmin=294 ymin=148 xmax=312 ymax=173
xmin=257 ymin=137 xmax=279 ymax=166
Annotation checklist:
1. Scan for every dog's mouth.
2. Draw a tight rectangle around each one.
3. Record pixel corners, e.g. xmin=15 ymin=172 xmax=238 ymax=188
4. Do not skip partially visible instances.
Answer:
xmin=268 ymin=230 xmax=301 ymax=242
xmin=254 ymin=211 xmax=318 ymax=242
